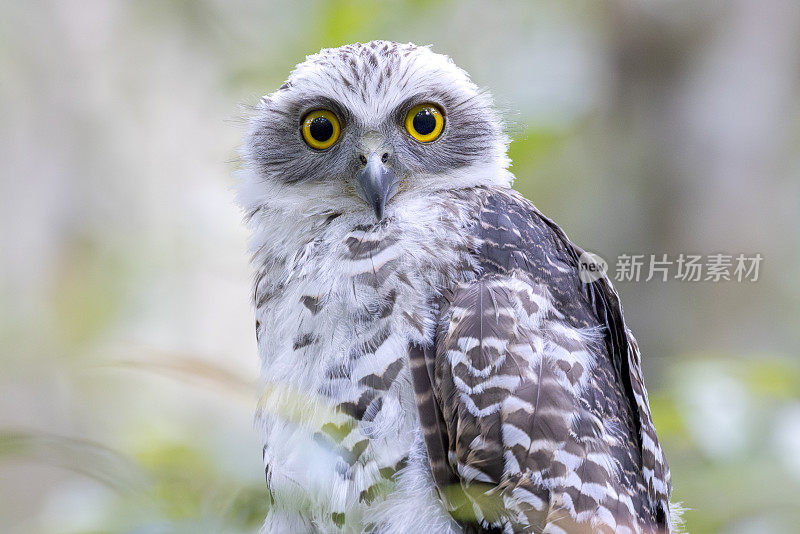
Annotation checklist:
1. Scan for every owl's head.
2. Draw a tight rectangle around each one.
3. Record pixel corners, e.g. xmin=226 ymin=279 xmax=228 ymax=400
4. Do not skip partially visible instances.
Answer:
xmin=240 ymin=41 xmax=511 ymax=222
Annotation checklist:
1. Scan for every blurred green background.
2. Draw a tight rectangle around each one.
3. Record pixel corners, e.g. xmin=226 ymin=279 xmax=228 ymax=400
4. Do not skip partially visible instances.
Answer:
xmin=2 ymin=1 xmax=799 ymax=533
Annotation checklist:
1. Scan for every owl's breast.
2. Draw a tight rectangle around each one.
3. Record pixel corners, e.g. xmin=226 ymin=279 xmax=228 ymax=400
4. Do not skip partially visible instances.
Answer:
xmin=252 ymin=194 xmax=481 ymax=531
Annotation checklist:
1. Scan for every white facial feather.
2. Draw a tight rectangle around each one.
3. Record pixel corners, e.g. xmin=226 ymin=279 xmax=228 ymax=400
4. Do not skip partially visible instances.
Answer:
xmin=238 ymin=40 xmax=512 ymax=225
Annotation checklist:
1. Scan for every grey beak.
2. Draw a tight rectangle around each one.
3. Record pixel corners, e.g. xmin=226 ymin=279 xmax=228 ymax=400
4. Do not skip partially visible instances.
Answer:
xmin=355 ymin=156 xmax=398 ymax=221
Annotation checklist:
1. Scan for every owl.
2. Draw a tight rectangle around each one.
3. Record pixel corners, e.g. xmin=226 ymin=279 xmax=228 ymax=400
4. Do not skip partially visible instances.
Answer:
xmin=237 ymin=41 xmax=676 ymax=533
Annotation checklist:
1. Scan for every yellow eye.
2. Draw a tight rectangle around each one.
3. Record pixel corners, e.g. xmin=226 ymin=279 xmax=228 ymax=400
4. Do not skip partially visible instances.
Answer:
xmin=302 ymin=109 xmax=341 ymax=150
xmin=405 ymin=103 xmax=444 ymax=142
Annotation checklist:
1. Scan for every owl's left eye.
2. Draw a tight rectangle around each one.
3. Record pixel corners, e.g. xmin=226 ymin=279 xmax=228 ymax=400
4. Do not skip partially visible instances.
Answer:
xmin=302 ymin=109 xmax=341 ymax=150
xmin=405 ymin=103 xmax=444 ymax=143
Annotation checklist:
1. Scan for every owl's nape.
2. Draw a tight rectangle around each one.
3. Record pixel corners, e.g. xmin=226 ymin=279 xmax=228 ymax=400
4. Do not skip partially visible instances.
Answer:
xmin=239 ymin=40 xmax=675 ymax=534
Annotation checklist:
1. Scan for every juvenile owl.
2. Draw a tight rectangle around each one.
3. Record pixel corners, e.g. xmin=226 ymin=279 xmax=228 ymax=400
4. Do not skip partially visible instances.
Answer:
xmin=237 ymin=41 xmax=675 ymax=534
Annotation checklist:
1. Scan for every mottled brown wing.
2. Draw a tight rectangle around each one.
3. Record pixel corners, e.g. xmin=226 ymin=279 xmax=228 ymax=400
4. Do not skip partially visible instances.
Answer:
xmin=436 ymin=274 xmax=567 ymax=531
xmin=412 ymin=188 xmax=672 ymax=533
xmin=534 ymin=207 xmax=673 ymax=525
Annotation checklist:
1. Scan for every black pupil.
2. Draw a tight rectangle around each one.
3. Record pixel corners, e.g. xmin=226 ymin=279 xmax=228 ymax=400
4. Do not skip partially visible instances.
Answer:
xmin=413 ymin=109 xmax=437 ymax=136
xmin=309 ymin=116 xmax=333 ymax=142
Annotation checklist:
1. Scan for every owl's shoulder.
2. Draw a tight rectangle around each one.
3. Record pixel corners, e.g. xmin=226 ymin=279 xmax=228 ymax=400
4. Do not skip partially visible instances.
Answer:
xmin=464 ymin=186 xmax=596 ymax=327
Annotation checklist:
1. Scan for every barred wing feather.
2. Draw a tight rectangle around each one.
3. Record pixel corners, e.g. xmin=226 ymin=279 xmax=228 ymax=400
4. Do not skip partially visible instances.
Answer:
xmin=414 ymin=188 xmax=672 ymax=533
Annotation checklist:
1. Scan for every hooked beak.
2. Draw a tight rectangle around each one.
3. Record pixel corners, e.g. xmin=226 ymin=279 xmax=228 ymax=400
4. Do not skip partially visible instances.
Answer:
xmin=355 ymin=155 xmax=398 ymax=221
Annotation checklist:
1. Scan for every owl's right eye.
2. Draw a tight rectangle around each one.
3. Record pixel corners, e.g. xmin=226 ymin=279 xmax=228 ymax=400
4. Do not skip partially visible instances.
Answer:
xmin=302 ymin=109 xmax=341 ymax=150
